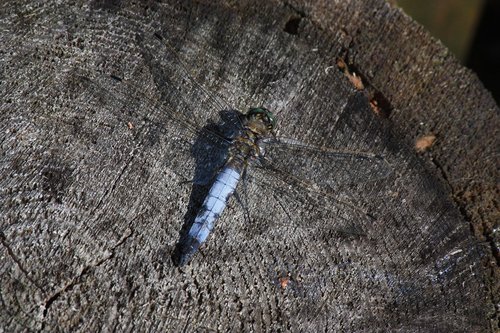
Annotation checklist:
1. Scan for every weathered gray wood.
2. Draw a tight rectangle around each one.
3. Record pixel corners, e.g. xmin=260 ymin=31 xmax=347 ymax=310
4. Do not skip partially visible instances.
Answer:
xmin=0 ymin=0 xmax=497 ymax=332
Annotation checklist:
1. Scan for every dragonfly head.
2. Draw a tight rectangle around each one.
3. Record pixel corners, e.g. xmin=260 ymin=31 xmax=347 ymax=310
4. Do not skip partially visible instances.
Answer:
xmin=246 ymin=107 xmax=277 ymax=131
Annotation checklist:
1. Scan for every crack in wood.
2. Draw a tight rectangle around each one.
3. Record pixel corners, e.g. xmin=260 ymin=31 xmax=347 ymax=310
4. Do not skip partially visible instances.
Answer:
xmin=0 ymin=231 xmax=44 ymax=292
xmin=39 ymin=228 xmax=134 ymax=330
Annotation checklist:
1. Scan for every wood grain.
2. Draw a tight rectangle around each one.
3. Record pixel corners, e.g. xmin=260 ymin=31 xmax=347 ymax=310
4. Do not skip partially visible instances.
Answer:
xmin=1 ymin=0 xmax=497 ymax=331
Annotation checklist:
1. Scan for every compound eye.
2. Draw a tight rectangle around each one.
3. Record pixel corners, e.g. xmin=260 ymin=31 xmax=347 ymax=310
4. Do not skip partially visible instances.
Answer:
xmin=248 ymin=107 xmax=276 ymax=129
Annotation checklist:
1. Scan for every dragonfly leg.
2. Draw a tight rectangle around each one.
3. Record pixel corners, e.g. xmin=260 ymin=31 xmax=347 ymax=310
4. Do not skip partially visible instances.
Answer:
xmin=234 ymin=191 xmax=251 ymax=225
xmin=178 ymin=177 xmax=212 ymax=187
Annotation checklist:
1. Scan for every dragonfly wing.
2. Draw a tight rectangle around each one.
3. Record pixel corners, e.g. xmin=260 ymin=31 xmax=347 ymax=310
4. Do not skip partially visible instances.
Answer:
xmin=260 ymin=137 xmax=392 ymax=192
xmin=67 ymin=67 xmax=234 ymax=184
xmin=138 ymin=32 xmax=244 ymax=131
xmin=244 ymin=165 xmax=376 ymax=268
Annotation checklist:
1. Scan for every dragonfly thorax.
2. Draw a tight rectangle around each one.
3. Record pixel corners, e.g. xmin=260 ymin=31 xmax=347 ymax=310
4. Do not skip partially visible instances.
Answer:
xmin=228 ymin=130 xmax=263 ymax=168
xmin=225 ymin=107 xmax=276 ymax=168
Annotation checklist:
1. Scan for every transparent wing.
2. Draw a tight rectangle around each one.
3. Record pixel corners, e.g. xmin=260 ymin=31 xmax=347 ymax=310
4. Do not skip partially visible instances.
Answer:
xmin=260 ymin=137 xmax=392 ymax=192
xmin=68 ymin=32 xmax=243 ymax=141
xmin=248 ymin=167 xmax=373 ymax=237
xmin=68 ymin=68 xmax=233 ymax=143
xmin=242 ymin=163 xmax=376 ymax=294
xmin=65 ymin=32 xmax=248 ymax=183
xmin=138 ymin=32 xmax=245 ymax=131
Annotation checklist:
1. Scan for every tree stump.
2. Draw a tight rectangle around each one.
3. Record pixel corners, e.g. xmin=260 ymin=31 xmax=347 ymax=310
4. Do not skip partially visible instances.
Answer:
xmin=1 ymin=0 xmax=497 ymax=331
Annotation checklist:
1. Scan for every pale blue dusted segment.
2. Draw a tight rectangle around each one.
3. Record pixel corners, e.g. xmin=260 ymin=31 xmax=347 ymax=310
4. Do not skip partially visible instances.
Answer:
xmin=188 ymin=166 xmax=241 ymax=244
xmin=205 ymin=196 xmax=221 ymax=211
xmin=188 ymin=220 xmax=203 ymax=237
xmin=210 ymin=181 xmax=226 ymax=197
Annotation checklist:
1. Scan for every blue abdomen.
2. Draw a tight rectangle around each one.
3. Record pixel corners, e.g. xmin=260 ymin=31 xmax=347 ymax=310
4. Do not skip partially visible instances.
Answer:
xmin=177 ymin=166 xmax=241 ymax=266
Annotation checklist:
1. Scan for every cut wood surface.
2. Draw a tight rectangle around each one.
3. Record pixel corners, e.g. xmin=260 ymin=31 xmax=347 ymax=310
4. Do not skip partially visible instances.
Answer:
xmin=1 ymin=0 xmax=498 ymax=332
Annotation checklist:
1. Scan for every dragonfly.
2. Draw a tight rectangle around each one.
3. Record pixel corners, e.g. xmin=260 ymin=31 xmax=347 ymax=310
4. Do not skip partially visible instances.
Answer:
xmin=72 ymin=32 xmax=392 ymax=267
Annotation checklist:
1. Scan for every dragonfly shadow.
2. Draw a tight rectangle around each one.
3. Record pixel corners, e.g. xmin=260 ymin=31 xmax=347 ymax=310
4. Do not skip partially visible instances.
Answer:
xmin=171 ymin=109 xmax=244 ymax=266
